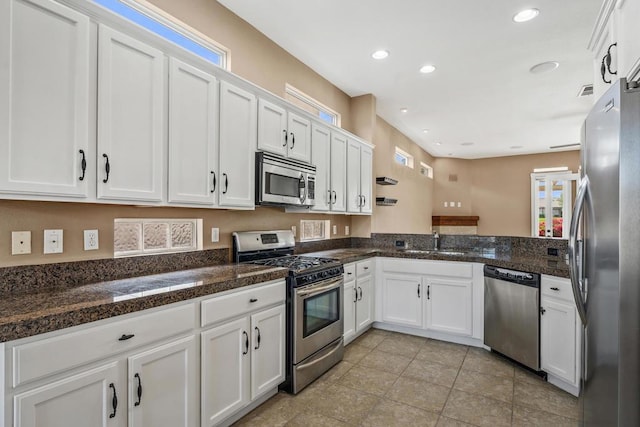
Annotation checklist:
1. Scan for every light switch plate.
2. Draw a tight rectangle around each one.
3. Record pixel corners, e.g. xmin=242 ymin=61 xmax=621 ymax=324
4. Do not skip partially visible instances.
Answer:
xmin=345 ymin=226 xmax=350 ymax=236
xmin=444 ymin=202 xmax=448 ymax=207
xmin=44 ymin=229 xmax=63 ymax=254
xmin=291 ymin=225 xmax=296 ymax=237
xmin=332 ymin=225 xmax=337 ymax=235
xmin=211 ymin=228 xmax=219 ymax=243
xmin=83 ymin=230 xmax=99 ymax=251
xmin=11 ymin=231 xmax=31 ymax=255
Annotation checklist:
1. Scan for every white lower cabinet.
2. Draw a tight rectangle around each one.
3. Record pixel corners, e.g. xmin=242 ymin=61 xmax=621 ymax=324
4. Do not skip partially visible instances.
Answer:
xmin=381 ymin=273 xmax=423 ymax=328
xmin=128 ymin=336 xmax=198 ymax=427
xmin=343 ymin=260 xmax=374 ymax=344
xmin=200 ymin=282 xmax=286 ymax=426
xmin=14 ymin=362 xmax=125 ymax=427
xmin=540 ymin=275 xmax=581 ymax=395
xmin=378 ymin=258 xmax=479 ymax=341
xmin=424 ymin=277 xmax=473 ymax=336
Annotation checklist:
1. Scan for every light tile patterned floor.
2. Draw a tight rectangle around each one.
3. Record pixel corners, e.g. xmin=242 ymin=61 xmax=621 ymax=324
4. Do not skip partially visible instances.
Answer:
xmin=235 ymin=329 xmax=580 ymax=426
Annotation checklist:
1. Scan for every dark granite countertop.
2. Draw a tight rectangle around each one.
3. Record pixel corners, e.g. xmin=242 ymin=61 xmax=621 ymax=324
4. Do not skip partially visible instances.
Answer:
xmin=0 ymin=264 xmax=288 ymax=343
xmin=305 ymin=248 xmax=570 ymax=278
xmin=0 ymin=245 xmax=569 ymax=343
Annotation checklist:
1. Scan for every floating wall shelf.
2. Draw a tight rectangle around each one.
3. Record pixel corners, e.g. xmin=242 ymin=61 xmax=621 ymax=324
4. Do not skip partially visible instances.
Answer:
xmin=376 ymin=177 xmax=398 ymax=185
xmin=376 ymin=197 xmax=398 ymax=206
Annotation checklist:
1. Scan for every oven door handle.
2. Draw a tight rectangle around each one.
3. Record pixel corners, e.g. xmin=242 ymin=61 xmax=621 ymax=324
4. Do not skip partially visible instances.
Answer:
xmin=296 ymin=278 xmax=342 ymax=298
xmin=295 ymin=339 xmax=343 ymax=371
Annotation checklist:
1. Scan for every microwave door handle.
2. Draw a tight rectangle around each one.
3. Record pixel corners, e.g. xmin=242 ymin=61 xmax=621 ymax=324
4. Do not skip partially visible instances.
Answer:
xmin=299 ymin=174 xmax=307 ymax=204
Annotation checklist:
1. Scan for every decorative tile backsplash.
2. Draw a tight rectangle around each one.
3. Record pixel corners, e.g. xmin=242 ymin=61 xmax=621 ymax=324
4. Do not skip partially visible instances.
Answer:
xmin=115 ymin=219 xmax=202 ymax=257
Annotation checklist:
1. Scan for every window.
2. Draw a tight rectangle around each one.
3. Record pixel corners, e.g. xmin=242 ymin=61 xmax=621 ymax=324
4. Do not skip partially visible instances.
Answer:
xmin=420 ymin=162 xmax=433 ymax=178
xmin=95 ymin=0 xmax=228 ymax=68
xmin=284 ymin=84 xmax=341 ymax=126
xmin=394 ymin=147 xmax=414 ymax=168
xmin=114 ymin=218 xmax=203 ymax=257
xmin=530 ymin=172 xmax=578 ymax=238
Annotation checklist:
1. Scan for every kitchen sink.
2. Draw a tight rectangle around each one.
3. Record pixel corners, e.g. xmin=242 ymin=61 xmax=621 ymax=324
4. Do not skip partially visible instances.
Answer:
xmin=399 ymin=249 xmax=467 ymax=256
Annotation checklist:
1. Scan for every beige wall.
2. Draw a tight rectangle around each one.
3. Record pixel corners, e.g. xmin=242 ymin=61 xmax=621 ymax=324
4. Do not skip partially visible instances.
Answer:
xmin=370 ymin=118 xmax=435 ymax=234
xmin=0 ymin=201 xmax=352 ymax=267
xmin=433 ymin=151 xmax=580 ymax=236
xmin=146 ymin=0 xmax=353 ymax=133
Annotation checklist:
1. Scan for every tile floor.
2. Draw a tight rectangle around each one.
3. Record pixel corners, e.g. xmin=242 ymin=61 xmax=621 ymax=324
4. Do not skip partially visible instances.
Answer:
xmin=234 ymin=328 xmax=580 ymax=426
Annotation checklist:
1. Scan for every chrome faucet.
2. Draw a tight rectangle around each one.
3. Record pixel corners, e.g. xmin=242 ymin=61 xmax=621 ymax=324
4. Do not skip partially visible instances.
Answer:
xmin=433 ymin=231 xmax=440 ymax=250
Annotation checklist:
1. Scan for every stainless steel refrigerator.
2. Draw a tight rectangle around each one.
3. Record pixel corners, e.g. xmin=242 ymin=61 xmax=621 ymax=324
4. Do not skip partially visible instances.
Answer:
xmin=569 ymin=78 xmax=640 ymax=426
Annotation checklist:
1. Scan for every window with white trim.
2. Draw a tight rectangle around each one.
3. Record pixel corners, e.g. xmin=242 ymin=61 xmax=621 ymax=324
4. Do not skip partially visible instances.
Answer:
xmin=284 ymin=84 xmax=341 ymax=126
xmin=95 ymin=0 xmax=229 ymax=68
xmin=530 ymin=171 xmax=578 ymax=238
xmin=420 ymin=162 xmax=433 ymax=178
xmin=394 ymin=147 xmax=414 ymax=168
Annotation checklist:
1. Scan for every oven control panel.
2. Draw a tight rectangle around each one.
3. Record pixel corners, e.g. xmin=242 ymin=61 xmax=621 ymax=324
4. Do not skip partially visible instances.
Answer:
xmin=294 ymin=266 xmax=344 ymax=288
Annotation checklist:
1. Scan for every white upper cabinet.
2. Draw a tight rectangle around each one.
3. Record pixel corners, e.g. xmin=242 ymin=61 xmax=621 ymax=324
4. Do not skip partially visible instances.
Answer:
xmin=346 ymin=139 xmax=373 ymax=214
xmin=310 ymin=123 xmax=331 ymax=212
xmin=0 ymin=0 xmax=91 ymax=198
xmin=167 ymin=58 xmax=218 ymax=206
xmin=286 ymin=112 xmax=311 ymax=162
xmin=257 ymin=98 xmax=311 ymax=163
xmin=97 ymin=25 xmax=166 ymax=203
xmin=329 ymin=132 xmax=347 ymax=212
xmin=218 ymin=81 xmax=257 ymax=208
xmin=616 ymin=0 xmax=640 ymax=81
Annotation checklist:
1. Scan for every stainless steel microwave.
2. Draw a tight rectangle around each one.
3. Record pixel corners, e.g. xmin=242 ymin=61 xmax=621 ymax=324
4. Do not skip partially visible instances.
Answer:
xmin=255 ymin=152 xmax=315 ymax=207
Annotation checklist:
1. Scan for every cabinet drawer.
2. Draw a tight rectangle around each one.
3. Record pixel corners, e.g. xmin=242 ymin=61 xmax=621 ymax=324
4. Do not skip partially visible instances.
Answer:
xmin=542 ymin=275 xmax=574 ymax=303
xmin=201 ymin=280 xmax=286 ymax=328
xmin=13 ymin=303 xmax=195 ymax=388
xmin=356 ymin=259 xmax=373 ymax=277
xmin=382 ymin=258 xmax=472 ymax=278
xmin=344 ymin=263 xmax=356 ymax=282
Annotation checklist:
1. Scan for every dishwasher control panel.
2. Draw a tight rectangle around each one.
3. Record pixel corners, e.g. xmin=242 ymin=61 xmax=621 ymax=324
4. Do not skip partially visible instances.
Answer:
xmin=484 ymin=265 xmax=540 ymax=287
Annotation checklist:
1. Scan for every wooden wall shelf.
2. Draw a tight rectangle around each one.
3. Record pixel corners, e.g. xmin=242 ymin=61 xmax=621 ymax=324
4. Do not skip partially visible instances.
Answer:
xmin=432 ymin=216 xmax=479 ymax=226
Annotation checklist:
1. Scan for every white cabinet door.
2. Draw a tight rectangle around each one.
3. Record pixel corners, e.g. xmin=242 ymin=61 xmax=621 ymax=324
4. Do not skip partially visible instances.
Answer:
xmin=346 ymin=139 xmax=361 ymax=213
xmin=218 ymin=81 xmax=257 ymax=208
xmin=0 ymin=0 xmax=90 ymax=198
xmin=310 ymin=123 xmax=331 ymax=212
xmin=355 ymin=275 xmax=373 ymax=331
xmin=381 ymin=274 xmax=423 ymax=328
xmin=14 ymin=362 xmax=125 ymax=427
xmin=616 ymin=0 xmax=640 ymax=80
xmin=257 ymin=98 xmax=287 ymax=157
xmin=425 ymin=278 xmax=473 ymax=336
xmin=97 ymin=25 xmax=165 ymax=203
xmin=287 ymin=112 xmax=311 ymax=163
xmin=329 ymin=133 xmax=347 ymax=212
xmin=201 ymin=317 xmax=250 ymax=427
xmin=168 ymin=58 xmax=218 ymax=206
xmin=128 ymin=336 xmax=198 ymax=427
xmin=343 ymin=280 xmax=356 ymax=343
xmin=360 ymin=145 xmax=373 ymax=214
xmin=541 ymin=297 xmax=577 ymax=384
xmin=250 ymin=305 xmax=286 ymax=400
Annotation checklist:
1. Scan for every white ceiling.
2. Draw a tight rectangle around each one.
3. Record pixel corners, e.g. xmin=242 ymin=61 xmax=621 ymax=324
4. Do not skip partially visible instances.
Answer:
xmin=217 ymin=0 xmax=602 ymax=159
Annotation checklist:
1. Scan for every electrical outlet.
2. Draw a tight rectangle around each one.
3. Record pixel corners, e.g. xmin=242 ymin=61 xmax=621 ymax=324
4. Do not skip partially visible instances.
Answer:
xmin=83 ymin=230 xmax=99 ymax=251
xmin=332 ymin=225 xmax=337 ymax=235
xmin=291 ymin=225 xmax=296 ymax=237
xmin=211 ymin=228 xmax=219 ymax=243
xmin=449 ymin=201 xmax=455 ymax=207
xmin=44 ymin=229 xmax=63 ymax=254
xmin=345 ymin=226 xmax=350 ymax=236
xmin=457 ymin=202 xmax=462 ymax=208
xmin=444 ymin=202 xmax=448 ymax=207
xmin=11 ymin=231 xmax=31 ymax=255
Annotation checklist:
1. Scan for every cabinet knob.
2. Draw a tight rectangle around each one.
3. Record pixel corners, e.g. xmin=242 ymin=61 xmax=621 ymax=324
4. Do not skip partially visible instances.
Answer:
xmin=540 ymin=307 xmax=546 ymax=315
xmin=118 ymin=333 xmax=135 ymax=341
xmin=550 ymin=287 xmax=560 ymax=291
xmin=249 ymin=298 xmax=258 ymax=303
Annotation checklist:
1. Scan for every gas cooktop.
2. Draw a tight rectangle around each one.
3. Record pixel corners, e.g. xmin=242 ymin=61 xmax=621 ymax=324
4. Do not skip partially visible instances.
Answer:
xmin=246 ymin=255 xmax=337 ymax=272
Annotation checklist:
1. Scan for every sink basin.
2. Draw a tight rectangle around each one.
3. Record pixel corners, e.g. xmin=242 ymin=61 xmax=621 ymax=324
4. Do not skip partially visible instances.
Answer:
xmin=399 ymin=249 xmax=466 ymax=256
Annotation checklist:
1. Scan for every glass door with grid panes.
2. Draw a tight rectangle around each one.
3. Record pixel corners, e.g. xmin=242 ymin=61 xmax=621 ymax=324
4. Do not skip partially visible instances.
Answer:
xmin=531 ymin=173 xmax=577 ymax=238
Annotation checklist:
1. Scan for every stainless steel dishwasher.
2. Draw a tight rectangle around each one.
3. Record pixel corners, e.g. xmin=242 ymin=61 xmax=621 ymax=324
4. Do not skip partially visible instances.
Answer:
xmin=484 ymin=265 xmax=541 ymax=371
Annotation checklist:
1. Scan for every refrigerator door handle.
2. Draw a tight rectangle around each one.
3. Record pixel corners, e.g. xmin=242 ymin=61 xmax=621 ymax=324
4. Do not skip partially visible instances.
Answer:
xmin=569 ymin=176 xmax=589 ymax=325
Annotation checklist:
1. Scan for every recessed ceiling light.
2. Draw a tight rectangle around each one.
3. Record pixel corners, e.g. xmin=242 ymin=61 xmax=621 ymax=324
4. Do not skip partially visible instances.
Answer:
xmin=371 ymin=50 xmax=389 ymax=60
xmin=400 ymin=108 xmax=408 ymax=113
xmin=448 ymin=153 xmax=453 ymax=156
xmin=513 ymin=8 xmax=539 ymax=23
xmin=529 ymin=61 xmax=559 ymax=74
xmin=423 ymin=129 xmax=430 ymax=133
xmin=419 ymin=65 xmax=436 ymax=74
xmin=461 ymin=142 xmax=474 ymax=146
xmin=510 ymin=145 xmax=523 ymax=149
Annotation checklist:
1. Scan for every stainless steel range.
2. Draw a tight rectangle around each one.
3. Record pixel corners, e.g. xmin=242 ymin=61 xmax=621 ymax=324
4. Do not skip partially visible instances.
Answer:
xmin=233 ymin=230 xmax=344 ymax=394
